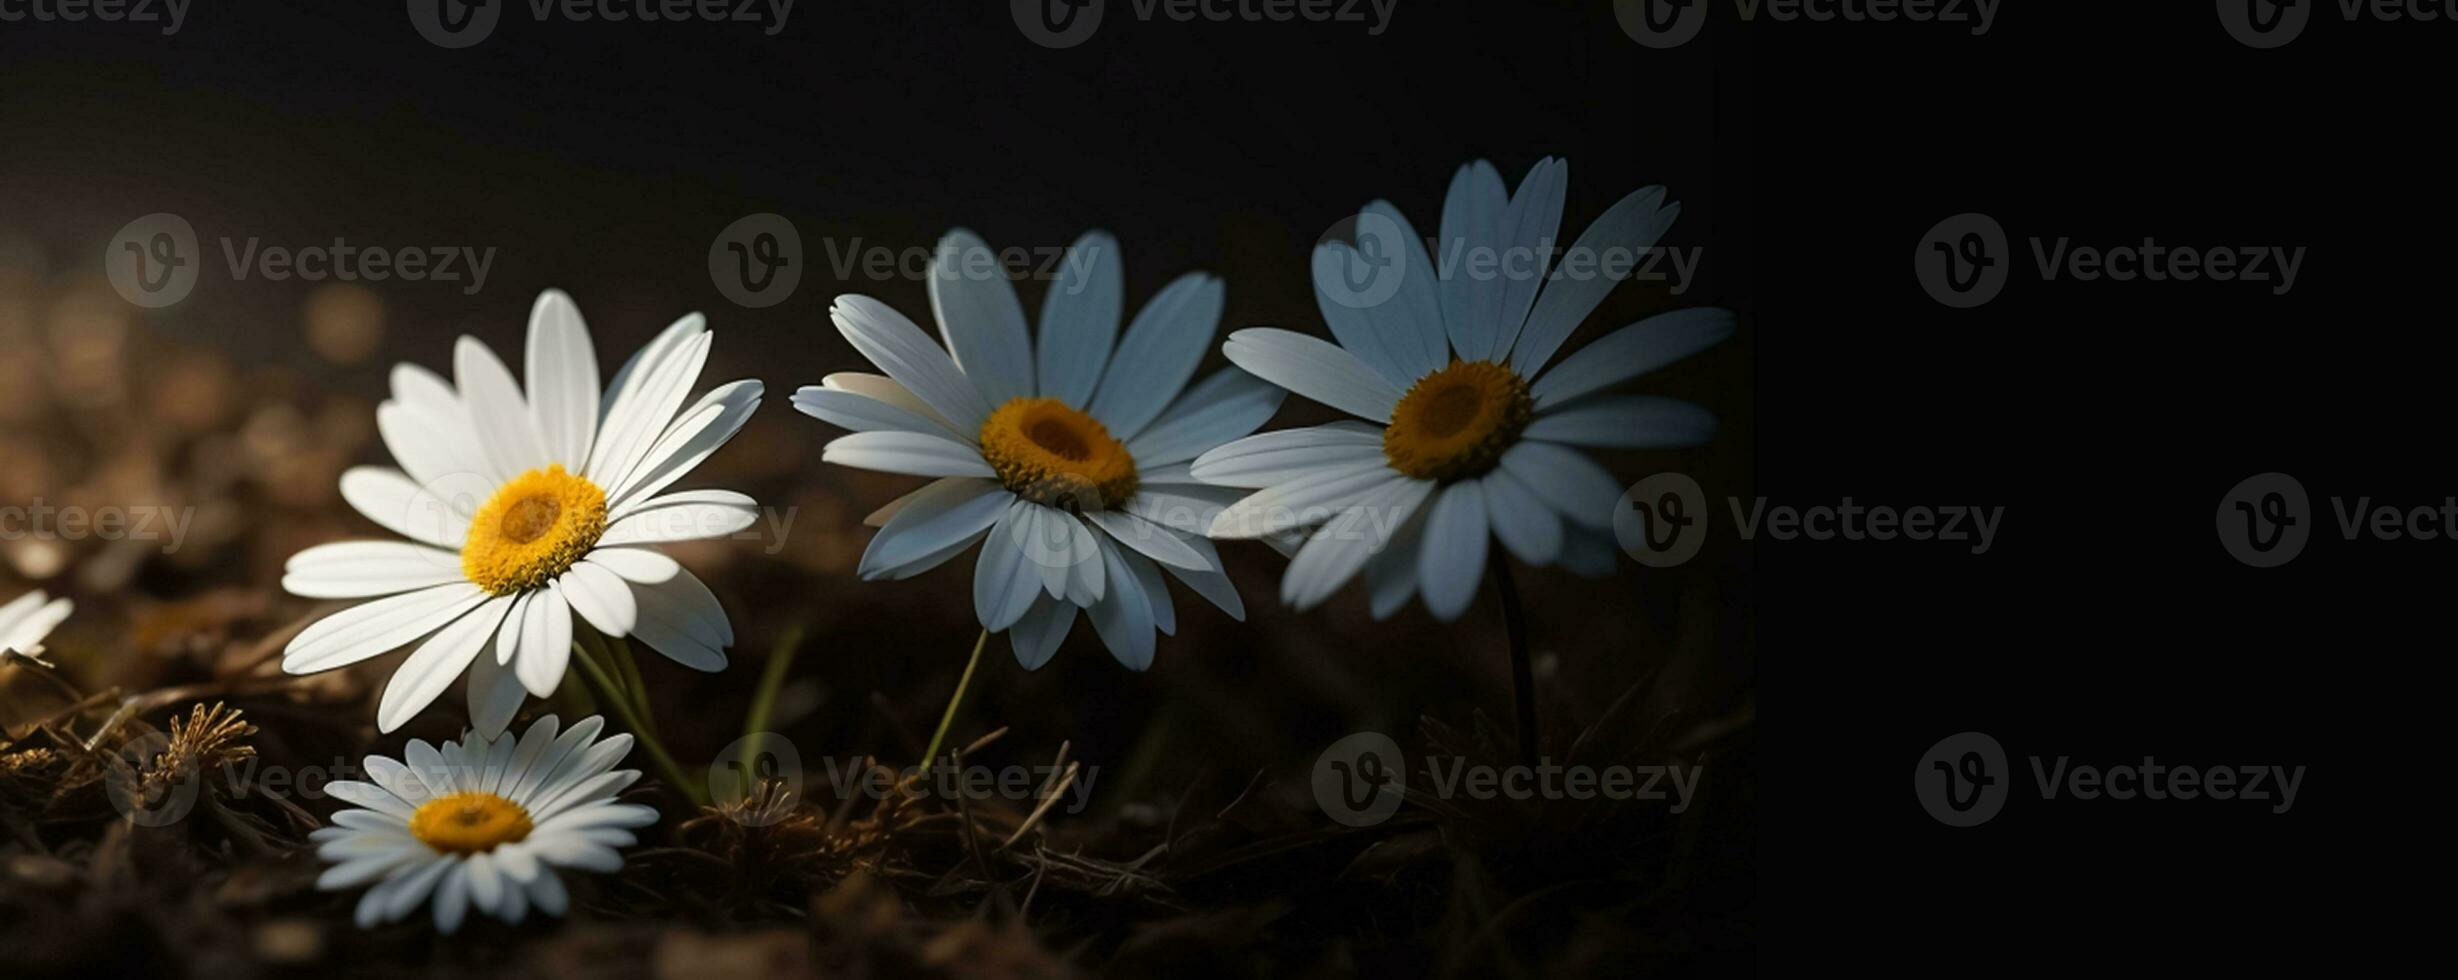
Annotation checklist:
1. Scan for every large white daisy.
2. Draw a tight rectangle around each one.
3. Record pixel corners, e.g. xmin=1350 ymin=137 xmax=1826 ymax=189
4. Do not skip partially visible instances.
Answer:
xmin=312 ymin=714 xmax=658 ymax=933
xmin=796 ymin=230 xmax=1282 ymax=669
xmin=0 ymin=589 xmax=73 ymax=664
xmin=282 ymin=290 xmax=760 ymax=735
xmin=1194 ymin=158 xmax=1734 ymax=620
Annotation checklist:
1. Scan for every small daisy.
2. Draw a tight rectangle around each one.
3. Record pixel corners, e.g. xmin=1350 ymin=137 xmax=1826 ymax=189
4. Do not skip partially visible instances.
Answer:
xmin=311 ymin=714 xmax=657 ymax=933
xmin=282 ymin=290 xmax=759 ymax=735
xmin=1195 ymin=158 xmax=1734 ymax=620
xmin=0 ymin=589 xmax=73 ymax=666
xmin=796 ymin=230 xmax=1281 ymax=669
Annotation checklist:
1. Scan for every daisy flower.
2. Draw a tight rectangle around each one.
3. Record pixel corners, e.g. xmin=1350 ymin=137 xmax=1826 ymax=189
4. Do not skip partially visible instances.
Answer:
xmin=795 ymin=230 xmax=1282 ymax=669
xmin=1195 ymin=158 xmax=1734 ymax=620
xmin=282 ymin=290 xmax=760 ymax=735
xmin=0 ymin=589 xmax=72 ymax=666
xmin=311 ymin=714 xmax=657 ymax=933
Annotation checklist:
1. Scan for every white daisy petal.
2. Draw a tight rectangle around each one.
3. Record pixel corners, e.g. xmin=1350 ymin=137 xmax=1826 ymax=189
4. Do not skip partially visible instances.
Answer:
xmin=1493 ymin=157 xmax=1568 ymax=359
xmin=1364 ymin=507 xmax=1431 ymax=620
xmin=494 ymin=591 xmax=531 ymax=665
xmin=1480 ymin=468 xmax=1565 ymax=566
xmin=524 ymin=289 xmax=601 ymax=472
xmin=857 ymin=478 xmax=1010 ymax=581
xmin=1086 ymin=509 xmax=1208 ymax=570
xmin=1222 ymin=327 xmax=1403 ymax=423
xmin=610 ymin=379 xmax=763 ymax=508
xmin=972 ymin=499 xmax=1043 ymax=633
xmin=282 ymin=541 xmax=464 ymax=599
xmin=1208 ymin=459 xmax=1400 ymax=539
xmin=1124 ymin=368 xmax=1287 ymax=467
xmin=628 ymin=573 xmax=729 ymax=672
xmin=1437 ymin=160 xmax=1512 ymax=362
xmin=1189 ymin=422 xmax=1385 ymax=488
xmin=0 ymin=594 xmax=67 ymax=659
xmin=832 ymin=294 xmax=993 ymax=432
xmin=284 ymin=583 xmax=489 ymax=675
xmin=1085 ymin=537 xmax=1155 ymax=670
xmin=1511 ymin=185 xmax=1682 ymax=377
xmin=1122 ymin=545 xmax=1177 ymax=635
xmin=516 ymin=586 xmax=573 ymax=697
xmin=433 ymin=863 xmax=471 ymax=934
xmin=585 ymin=547 xmax=680 ymax=586
xmin=928 ymin=228 xmax=1037 ymax=406
xmin=1523 ymin=395 xmax=1717 ymax=448
xmin=556 ymin=562 xmax=637 ymax=638
xmin=791 ymin=385 xmax=965 ymax=442
xmin=1497 ymin=441 xmax=1624 ymax=529
xmin=585 ymin=317 xmax=711 ymax=493
xmin=527 ymin=867 xmax=570 ymax=917
xmin=822 ymin=430 xmax=996 ymax=479
xmin=1416 ymin=481 xmax=1492 ymax=622
xmin=1007 ymin=594 xmax=1076 ymax=670
xmin=1086 ymin=272 xmax=1224 ymax=440
xmin=467 ymin=648 xmax=528 ymax=738
xmin=454 ymin=336 xmax=550 ymax=481
xmin=377 ymin=595 xmax=513 ymax=733
xmin=324 ymin=780 xmax=417 ymax=820
xmin=1157 ymin=537 xmax=1245 ymax=621
xmin=1315 ymin=202 xmax=1451 ymax=389
xmin=1530 ymin=306 xmax=1734 ymax=409
xmin=377 ymin=399 xmax=476 ymax=491
xmin=599 ymin=489 xmax=759 ymax=545
xmin=1280 ymin=478 xmax=1434 ymax=612
xmin=1036 ymin=229 xmax=1123 ymax=405
xmin=338 ymin=466 xmax=481 ymax=550
xmin=1121 ymin=485 xmax=1244 ymax=537
xmin=820 ymin=372 xmax=959 ymax=432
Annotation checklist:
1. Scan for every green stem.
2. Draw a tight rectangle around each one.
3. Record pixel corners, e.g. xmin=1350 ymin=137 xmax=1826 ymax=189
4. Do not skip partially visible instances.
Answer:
xmin=741 ymin=624 xmax=806 ymax=765
xmin=919 ymin=629 xmax=990 ymax=772
xmin=1488 ymin=551 xmax=1537 ymax=768
xmin=571 ymin=640 xmax=705 ymax=806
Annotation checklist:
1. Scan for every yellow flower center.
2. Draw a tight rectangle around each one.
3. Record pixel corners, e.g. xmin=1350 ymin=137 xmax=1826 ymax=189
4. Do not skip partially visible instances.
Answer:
xmin=978 ymin=397 xmax=1138 ymax=510
xmin=408 ymin=790 xmax=534 ymax=855
xmin=1383 ymin=360 xmax=1534 ymax=482
xmin=461 ymin=464 xmax=608 ymax=596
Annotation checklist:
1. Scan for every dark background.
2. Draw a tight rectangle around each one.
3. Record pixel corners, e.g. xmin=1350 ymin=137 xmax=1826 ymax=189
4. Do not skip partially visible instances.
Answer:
xmin=3 ymin=0 xmax=2423 ymax=971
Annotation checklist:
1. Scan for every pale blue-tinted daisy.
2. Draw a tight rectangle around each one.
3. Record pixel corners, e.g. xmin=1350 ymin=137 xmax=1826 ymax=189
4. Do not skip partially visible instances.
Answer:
xmin=0 ymin=589 xmax=73 ymax=664
xmin=1196 ymin=159 xmax=1734 ymax=620
xmin=281 ymin=290 xmax=759 ymax=735
xmin=311 ymin=714 xmax=657 ymax=933
xmin=796 ymin=230 xmax=1282 ymax=669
